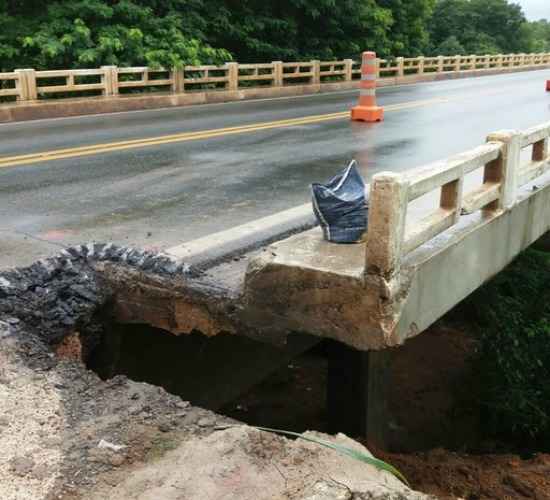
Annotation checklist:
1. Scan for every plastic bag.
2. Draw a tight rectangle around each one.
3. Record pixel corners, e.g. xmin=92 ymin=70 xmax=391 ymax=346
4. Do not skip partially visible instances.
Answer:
xmin=311 ymin=160 xmax=368 ymax=244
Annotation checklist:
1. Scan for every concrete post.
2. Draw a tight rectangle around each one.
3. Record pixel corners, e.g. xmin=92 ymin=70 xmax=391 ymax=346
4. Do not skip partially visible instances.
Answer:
xmin=226 ymin=62 xmax=239 ymax=92
xmin=396 ymin=57 xmax=405 ymax=78
xmin=454 ymin=55 xmax=461 ymax=72
xmin=365 ymin=172 xmax=409 ymax=278
xmin=417 ymin=56 xmax=425 ymax=75
xmin=437 ymin=55 xmax=444 ymax=73
xmin=498 ymin=54 xmax=504 ymax=68
xmin=311 ymin=60 xmax=321 ymax=84
xmin=101 ymin=65 xmax=118 ymax=96
xmin=344 ymin=59 xmax=353 ymax=81
xmin=485 ymin=54 xmax=491 ymax=69
xmin=470 ymin=54 xmax=476 ymax=70
xmin=171 ymin=67 xmax=185 ymax=94
xmin=14 ymin=69 xmax=37 ymax=101
xmin=486 ymin=130 xmax=522 ymax=211
xmin=272 ymin=61 xmax=283 ymax=87
xmin=327 ymin=340 xmax=392 ymax=449
xmin=520 ymin=53 xmax=526 ymax=66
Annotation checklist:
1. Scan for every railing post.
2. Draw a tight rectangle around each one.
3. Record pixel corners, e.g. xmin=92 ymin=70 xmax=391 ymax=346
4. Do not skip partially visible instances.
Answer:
xmin=312 ymin=60 xmax=321 ymax=84
xmin=470 ymin=54 xmax=476 ymax=70
xmin=14 ymin=69 xmax=37 ymax=101
xmin=396 ymin=57 xmax=405 ymax=78
xmin=417 ymin=56 xmax=425 ymax=75
xmin=365 ymin=172 xmax=409 ymax=278
xmin=226 ymin=62 xmax=239 ymax=91
xmin=344 ymin=59 xmax=353 ymax=81
xmin=454 ymin=55 xmax=461 ymax=72
xmin=171 ymin=67 xmax=184 ymax=93
xmin=485 ymin=130 xmax=521 ymax=210
xmin=101 ymin=65 xmax=118 ymax=96
xmin=272 ymin=61 xmax=283 ymax=87
xmin=498 ymin=54 xmax=504 ymax=68
xmin=484 ymin=54 xmax=491 ymax=69
xmin=437 ymin=55 xmax=444 ymax=73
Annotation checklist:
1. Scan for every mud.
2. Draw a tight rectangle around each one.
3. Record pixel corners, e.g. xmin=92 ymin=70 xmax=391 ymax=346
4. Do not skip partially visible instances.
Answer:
xmin=376 ymin=449 xmax=550 ymax=500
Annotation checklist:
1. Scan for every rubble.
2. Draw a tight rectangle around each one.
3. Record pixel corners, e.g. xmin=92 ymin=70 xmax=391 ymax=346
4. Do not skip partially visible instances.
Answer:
xmin=0 ymin=242 xmax=193 ymax=347
xmin=0 ymin=245 xmax=431 ymax=500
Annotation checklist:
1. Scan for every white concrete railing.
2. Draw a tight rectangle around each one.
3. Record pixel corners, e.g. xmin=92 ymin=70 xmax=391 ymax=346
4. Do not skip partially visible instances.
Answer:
xmin=366 ymin=121 xmax=550 ymax=278
xmin=519 ymin=122 xmax=550 ymax=186
xmin=0 ymin=71 xmax=23 ymax=100
xmin=1 ymin=52 xmax=549 ymax=102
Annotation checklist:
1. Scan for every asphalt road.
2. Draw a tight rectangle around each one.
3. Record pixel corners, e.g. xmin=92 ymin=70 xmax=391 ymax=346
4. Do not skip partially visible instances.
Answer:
xmin=2 ymin=69 xmax=550 ymax=268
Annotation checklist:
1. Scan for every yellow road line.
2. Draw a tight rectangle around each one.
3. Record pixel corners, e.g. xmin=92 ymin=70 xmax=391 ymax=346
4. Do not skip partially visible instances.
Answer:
xmin=0 ymin=97 xmax=449 ymax=169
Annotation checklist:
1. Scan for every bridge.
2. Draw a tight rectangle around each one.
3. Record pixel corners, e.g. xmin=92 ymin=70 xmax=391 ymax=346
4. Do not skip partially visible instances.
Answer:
xmin=104 ymin=120 xmax=550 ymax=346
xmin=2 ymin=55 xmax=550 ymax=445
xmin=96 ymin=115 xmax=550 ymax=446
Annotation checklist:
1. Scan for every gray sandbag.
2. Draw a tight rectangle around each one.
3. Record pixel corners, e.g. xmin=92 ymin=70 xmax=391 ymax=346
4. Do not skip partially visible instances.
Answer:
xmin=311 ymin=161 xmax=368 ymax=244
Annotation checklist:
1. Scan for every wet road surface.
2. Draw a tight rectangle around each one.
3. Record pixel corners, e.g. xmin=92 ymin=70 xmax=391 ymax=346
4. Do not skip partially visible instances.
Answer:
xmin=1 ymin=69 xmax=550 ymax=267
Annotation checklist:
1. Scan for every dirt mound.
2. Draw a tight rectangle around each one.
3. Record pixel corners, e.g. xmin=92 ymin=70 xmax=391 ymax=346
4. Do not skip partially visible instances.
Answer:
xmin=377 ymin=448 xmax=550 ymax=500
xmin=0 ymin=319 xmax=228 ymax=500
xmin=87 ymin=426 xmax=430 ymax=500
xmin=0 ymin=319 xmax=430 ymax=500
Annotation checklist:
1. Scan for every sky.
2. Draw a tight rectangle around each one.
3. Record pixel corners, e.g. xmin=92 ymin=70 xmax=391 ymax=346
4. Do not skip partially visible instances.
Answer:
xmin=517 ymin=0 xmax=548 ymax=20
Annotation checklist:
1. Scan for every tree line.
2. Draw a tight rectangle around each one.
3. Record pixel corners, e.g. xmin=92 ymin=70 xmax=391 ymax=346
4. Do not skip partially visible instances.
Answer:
xmin=1 ymin=0 xmax=549 ymax=71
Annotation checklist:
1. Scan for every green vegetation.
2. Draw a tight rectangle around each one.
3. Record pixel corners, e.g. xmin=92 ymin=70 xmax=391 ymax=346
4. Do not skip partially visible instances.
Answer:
xmin=0 ymin=1 xmax=230 ymax=70
xmin=463 ymin=249 xmax=550 ymax=449
xmin=1 ymin=0 xmax=549 ymax=71
xmin=429 ymin=0 xmax=529 ymax=55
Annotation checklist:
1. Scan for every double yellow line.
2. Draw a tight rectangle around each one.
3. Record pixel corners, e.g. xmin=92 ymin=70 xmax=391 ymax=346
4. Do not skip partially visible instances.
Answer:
xmin=0 ymin=97 xmax=448 ymax=169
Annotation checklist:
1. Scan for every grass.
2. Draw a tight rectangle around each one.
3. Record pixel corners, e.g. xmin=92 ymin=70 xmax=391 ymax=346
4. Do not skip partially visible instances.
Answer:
xmin=255 ymin=426 xmax=410 ymax=487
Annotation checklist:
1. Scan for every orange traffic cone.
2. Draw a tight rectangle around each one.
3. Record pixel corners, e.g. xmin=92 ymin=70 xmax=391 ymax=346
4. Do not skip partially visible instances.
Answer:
xmin=351 ymin=51 xmax=384 ymax=122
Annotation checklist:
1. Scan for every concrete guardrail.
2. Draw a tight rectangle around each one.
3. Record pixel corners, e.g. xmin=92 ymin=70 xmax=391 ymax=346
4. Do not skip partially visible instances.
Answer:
xmin=1 ymin=52 xmax=550 ymax=122
xmin=2 ymin=53 xmax=549 ymax=101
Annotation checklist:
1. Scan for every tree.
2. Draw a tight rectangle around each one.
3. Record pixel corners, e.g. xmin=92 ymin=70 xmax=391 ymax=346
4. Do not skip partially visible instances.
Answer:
xmin=524 ymin=20 xmax=550 ymax=52
xmin=429 ymin=0 xmax=532 ymax=55
xmin=378 ymin=0 xmax=436 ymax=56
xmin=200 ymin=0 xmax=394 ymax=62
xmin=435 ymin=35 xmax=465 ymax=55
xmin=0 ymin=0 xmax=543 ymax=72
xmin=0 ymin=0 xmax=229 ymax=71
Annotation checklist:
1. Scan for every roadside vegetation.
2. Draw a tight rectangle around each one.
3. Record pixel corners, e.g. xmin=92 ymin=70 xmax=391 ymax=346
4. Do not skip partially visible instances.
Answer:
xmin=1 ymin=0 xmax=549 ymax=72
xmin=460 ymin=248 xmax=550 ymax=451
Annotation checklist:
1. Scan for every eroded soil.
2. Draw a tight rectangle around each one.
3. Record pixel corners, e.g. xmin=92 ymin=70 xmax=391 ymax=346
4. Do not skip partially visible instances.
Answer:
xmin=377 ymin=449 xmax=550 ymax=500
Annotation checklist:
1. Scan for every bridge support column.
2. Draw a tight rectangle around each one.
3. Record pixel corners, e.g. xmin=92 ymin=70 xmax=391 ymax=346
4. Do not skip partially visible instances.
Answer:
xmin=327 ymin=341 xmax=392 ymax=450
